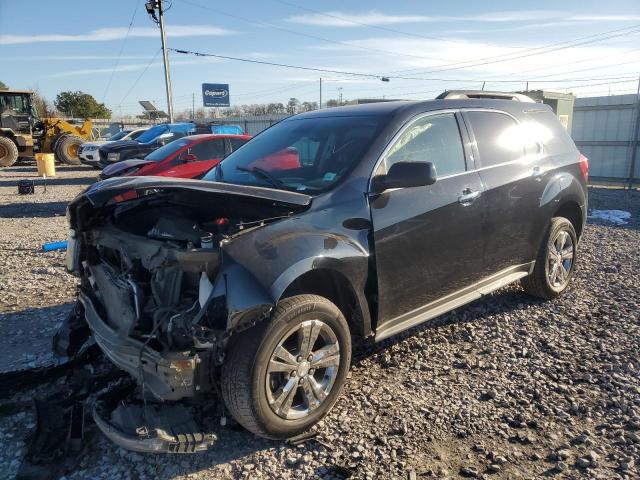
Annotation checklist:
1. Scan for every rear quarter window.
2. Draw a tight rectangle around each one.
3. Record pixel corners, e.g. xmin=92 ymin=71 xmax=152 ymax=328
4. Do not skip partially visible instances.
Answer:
xmin=523 ymin=110 xmax=577 ymax=156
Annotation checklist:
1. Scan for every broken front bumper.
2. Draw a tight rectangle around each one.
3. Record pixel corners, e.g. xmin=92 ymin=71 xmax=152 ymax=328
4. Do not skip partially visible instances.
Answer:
xmin=79 ymin=293 xmax=208 ymax=401
xmin=93 ymin=382 xmax=217 ymax=453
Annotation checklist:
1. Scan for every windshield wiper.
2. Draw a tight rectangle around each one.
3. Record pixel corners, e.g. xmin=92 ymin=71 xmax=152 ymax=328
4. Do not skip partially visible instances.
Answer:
xmin=236 ymin=166 xmax=284 ymax=189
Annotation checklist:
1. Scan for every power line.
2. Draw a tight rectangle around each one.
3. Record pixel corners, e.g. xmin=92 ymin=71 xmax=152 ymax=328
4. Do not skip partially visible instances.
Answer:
xmin=102 ymin=0 xmax=141 ymax=102
xmin=170 ymin=48 xmax=640 ymax=84
xmin=178 ymin=0 xmax=640 ymax=76
xmin=386 ymin=24 xmax=640 ymax=75
xmin=117 ymin=48 xmax=162 ymax=107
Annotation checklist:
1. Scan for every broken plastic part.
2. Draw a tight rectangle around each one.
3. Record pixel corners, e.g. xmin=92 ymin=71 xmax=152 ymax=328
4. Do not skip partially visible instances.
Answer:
xmin=93 ymin=385 xmax=217 ymax=453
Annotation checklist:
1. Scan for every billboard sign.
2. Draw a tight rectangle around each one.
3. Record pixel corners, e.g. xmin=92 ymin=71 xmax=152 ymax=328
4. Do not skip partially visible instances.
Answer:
xmin=202 ymin=83 xmax=230 ymax=107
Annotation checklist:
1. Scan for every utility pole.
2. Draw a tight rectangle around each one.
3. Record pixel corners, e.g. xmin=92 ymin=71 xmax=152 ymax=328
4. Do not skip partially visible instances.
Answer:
xmin=319 ymin=78 xmax=322 ymax=109
xmin=146 ymin=0 xmax=174 ymax=122
xmin=192 ymin=93 xmax=195 ymax=120
xmin=338 ymin=87 xmax=343 ymax=106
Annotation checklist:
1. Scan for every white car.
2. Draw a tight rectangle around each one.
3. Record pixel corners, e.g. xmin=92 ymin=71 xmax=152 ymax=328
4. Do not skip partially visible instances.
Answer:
xmin=79 ymin=128 xmax=147 ymax=167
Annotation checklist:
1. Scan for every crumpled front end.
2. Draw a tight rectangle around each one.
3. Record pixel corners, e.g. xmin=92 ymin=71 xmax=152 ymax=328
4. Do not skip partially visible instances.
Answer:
xmin=66 ymin=179 xmax=309 ymax=403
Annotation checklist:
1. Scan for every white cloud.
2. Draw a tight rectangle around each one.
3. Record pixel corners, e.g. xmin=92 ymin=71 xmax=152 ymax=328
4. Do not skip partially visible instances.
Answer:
xmin=286 ymin=10 xmax=640 ymax=27
xmin=0 ymin=25 xmax=235 ymax=45
xmin=47 ymin=58 xmax=223 ymax=78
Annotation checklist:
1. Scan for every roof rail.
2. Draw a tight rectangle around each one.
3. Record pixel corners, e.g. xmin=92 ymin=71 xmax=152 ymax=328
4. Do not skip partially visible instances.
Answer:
xmin=436 ymin=90 xmax=537 ymax=103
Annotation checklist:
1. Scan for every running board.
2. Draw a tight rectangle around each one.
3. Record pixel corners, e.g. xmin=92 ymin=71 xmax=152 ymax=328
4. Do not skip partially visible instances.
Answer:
xmin=374 ymin=262 xmax=534 ymax=342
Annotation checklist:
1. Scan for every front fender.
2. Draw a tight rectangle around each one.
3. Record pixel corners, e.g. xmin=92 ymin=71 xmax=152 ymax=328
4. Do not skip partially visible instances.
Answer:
xmin=213 ymin=210 xmax=372 ymax=333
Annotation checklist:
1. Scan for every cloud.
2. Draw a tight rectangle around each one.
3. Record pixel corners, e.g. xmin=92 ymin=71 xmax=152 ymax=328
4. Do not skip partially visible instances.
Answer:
xmin=286 ymin=10 xmax=640 ymax=27
xmin=0 ymin=25 xmax=235 ymax=45
xmin=47 ymin=58 xmax=223 ymax=78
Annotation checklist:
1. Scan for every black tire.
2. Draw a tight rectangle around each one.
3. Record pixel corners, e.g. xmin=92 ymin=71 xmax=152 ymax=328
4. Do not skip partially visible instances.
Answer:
xmin=55 ymin=135 xmax=84 ymax=165
xmin=0 ymin=136 xmax=19 ymax=167
xmin=221 ymin=294 xmax=351 ymax=439
xmin=521 ymin=217 xmax=578 ymax=300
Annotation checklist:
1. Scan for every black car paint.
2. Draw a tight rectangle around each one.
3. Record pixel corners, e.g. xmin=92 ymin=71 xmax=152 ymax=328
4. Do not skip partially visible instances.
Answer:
xmin=67 ymin=98 xmax=587 ymax=400
xmin=98 ymin=140 xmax=162 ymax=168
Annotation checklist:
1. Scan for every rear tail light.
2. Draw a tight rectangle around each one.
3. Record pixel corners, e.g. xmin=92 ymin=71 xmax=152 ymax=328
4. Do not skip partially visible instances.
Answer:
xmin=579 ymin=153 xmax=589 ymax=183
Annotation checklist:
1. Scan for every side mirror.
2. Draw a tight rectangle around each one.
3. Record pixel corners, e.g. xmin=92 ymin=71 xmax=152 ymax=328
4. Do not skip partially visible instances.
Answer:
xmin=179 ymin=152 xmax=197 ymax=162
xmin=371 ymin=161 xmax=437 ymax=193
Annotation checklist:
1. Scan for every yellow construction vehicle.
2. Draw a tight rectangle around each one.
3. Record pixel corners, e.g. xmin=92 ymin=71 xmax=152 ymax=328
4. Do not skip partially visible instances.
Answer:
xmin=0 ymin=89 xmax=94 ymax=167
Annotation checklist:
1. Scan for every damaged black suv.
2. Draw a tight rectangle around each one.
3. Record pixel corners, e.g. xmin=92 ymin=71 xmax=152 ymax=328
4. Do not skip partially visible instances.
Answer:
xmin=65 ymin=91 xmax=587 ymax=443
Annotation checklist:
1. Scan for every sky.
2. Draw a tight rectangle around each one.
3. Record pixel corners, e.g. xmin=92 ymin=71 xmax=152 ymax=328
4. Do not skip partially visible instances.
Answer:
xmin=1 ymin=0 xmax=639 ymax=117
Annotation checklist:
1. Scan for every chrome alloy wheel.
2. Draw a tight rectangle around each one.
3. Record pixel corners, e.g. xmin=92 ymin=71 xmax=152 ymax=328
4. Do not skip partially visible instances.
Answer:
xmin=265 ymin=319 xmax=341 ymax=420
xmin=548 ymin=229 xmax=575 ymax=288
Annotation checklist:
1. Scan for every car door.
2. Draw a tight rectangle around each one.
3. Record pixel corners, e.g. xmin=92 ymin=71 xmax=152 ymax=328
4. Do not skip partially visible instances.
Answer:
xmin=370 ymin=111 xmax=486 ymax=327
xmin=462 ymin=110 xmax=550 ymax=273
xmin=164 ymin=139 xmax=226 ymax=178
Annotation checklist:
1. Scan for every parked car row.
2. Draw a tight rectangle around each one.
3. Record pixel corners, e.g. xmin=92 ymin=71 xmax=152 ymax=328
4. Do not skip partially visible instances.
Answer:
xmin=80 ymin=122 xmax=250 ymax=180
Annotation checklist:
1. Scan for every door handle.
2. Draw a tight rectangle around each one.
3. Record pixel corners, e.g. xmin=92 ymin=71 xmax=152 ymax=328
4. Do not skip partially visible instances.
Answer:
xmin=458 ymin=188 xmax=481 ymax=205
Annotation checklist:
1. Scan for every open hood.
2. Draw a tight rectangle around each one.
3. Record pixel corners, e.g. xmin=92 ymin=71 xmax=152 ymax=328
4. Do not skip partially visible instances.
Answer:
xmin=75 ymin=176 xmax=312 ymax=209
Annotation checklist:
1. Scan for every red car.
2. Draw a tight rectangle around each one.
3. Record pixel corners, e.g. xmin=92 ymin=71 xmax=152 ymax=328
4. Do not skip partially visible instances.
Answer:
xmin=100 ymin=134 xmax=252 ymax=180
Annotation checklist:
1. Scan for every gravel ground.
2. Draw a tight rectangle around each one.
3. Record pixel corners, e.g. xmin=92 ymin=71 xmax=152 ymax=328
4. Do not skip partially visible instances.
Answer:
xmin=1 ymin=161 xmax=639 ymax=479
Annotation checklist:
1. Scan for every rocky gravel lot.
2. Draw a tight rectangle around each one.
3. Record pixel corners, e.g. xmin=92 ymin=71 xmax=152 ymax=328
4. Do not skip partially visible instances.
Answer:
xmin=1 ymin=161 xmax=639 ymax=479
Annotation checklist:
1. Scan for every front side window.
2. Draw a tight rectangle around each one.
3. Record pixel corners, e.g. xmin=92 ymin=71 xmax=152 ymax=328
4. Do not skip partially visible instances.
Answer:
xmin=466 ymin=111 xmax=525 ymax=167
xmin=203 ymin=115 xmax=385 ymax=193
xmin=383 ymin=113 xmax=466 ymax=177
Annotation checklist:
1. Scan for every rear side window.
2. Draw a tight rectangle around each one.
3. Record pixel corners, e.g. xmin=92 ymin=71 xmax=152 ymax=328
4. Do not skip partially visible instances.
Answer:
xmin=384 ymin=113 xmax=466 ymax=177
xmin=466 ymin=111 xmax=524 ymax=168
xmin=189 ymin=139 xmax=225 ymax=159
xmin=524 ymin=110 xmax=576 ymax=156
xmin=229 ymin=138 xmax=249 ymax=152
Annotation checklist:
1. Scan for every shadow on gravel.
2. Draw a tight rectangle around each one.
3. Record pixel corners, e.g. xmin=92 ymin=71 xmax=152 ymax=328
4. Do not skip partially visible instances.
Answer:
xmin=353 ymin=289 xmax=544 ymax=363
xmin=0 ymin=303 xmax=75 ymax=374
xmin=0 ymin=177 xmax=95 ymax=188
xmin=6 ymin=164 xmax=94 ymax=174
xmin=0 ymin=201 xmax=70 ymax=218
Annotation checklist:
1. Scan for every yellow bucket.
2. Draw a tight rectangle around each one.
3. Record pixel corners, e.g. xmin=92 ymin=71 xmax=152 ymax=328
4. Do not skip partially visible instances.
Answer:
xmin=35 ymin=153 xmax=56 ymax=177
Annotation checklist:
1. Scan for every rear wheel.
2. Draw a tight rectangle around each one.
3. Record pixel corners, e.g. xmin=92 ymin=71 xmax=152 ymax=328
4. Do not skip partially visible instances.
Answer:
xmin=521 ymin=217 xmax=578 ymax=299
xmin=0 ymin=136 xmax=19 ymax=167
xmin=221 ymin=294 xmax=351 ymax=439
xmin=55 ymin=135 xmax=84 ymax=165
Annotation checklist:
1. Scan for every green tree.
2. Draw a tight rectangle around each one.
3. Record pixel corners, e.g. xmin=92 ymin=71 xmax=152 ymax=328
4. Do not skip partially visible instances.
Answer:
xmin=0 ymin=80 xmax=8 ymax=90
xmin=54 ymin=91 xmax=111 ymax=118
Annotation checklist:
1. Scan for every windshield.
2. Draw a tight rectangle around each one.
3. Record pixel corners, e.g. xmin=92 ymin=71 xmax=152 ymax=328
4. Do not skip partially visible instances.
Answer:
xmin=109 ymin=130 xmax=132 ymax=141
xmin=0 ymin=94 xmax=30 ymax=115
xmin=145 ymin=138 xmax=191 ymax=162
xmin=203 ymin=115 xmax=384 ymax=193
xmin=136 ymin=124 xmax=168 ymax=143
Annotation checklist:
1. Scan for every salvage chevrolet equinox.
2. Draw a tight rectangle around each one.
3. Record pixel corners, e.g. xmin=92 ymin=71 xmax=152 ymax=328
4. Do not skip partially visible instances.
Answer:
xmin=65 ymin=91 xmax=588 ymax=444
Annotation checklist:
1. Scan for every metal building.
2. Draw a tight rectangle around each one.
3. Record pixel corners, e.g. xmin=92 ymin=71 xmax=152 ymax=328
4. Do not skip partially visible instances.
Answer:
xmin=572 ymin=94 xmax=640 ymax=185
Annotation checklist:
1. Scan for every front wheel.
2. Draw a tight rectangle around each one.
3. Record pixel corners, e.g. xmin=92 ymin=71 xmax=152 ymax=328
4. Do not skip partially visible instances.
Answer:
xmin=521 ymin=217 xmax=578 ymax=299
xmin=221 ymin=294 xmax=351 ymax=439
xmin=0 ymin=136 xmax=18 ymax=167
xmin=55 ymin=135 xmax=84 ymax=165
